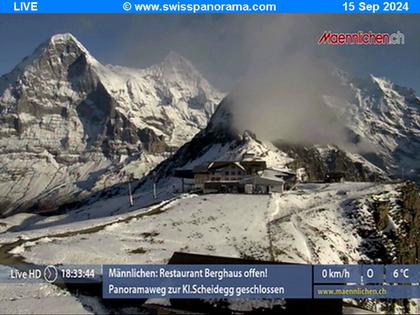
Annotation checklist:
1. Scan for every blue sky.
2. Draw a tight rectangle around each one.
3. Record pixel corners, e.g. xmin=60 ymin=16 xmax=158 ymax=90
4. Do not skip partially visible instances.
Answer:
xmin=0 ymin=15 xmax=419 ymax=92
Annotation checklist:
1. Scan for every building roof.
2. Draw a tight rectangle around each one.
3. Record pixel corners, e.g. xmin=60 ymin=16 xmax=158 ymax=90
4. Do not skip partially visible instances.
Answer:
xmin=264 ymin=168 xmax=296 ymax=180
xmin=208 ymin=161 xmax=246 ymax=172
xmin=192 ymin=162 xmax=212 ymax=174
xmin=241 ymin=169 xmax=286 ymax=186
xmin=259 ymin=169 xmax=287 ymax=181
xmin=240 ymin=168 xmax=296 ymax=186
xmin=241 ymin=160 xmax=267 ymax=166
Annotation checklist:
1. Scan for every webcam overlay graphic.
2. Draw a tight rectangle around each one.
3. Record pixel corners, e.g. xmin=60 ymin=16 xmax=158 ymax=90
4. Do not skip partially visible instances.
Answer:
xmin=0 ymin=3 xmax=420 ymax=315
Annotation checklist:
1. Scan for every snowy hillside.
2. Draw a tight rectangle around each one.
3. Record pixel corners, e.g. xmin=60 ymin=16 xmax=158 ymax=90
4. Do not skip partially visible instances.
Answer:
xmin=0 ymin=33 xmax=223 ymax=216
xmin=0 ymin=182 xmax=418 ymax=313
xmin=1 ymin=182 xmax=416 ymax=266
xmin=0 ymin=183 xmax=393 ymax=265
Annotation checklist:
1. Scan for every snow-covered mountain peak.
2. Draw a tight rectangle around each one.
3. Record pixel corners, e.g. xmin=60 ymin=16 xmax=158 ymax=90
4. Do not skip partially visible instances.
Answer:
xmin=160 ymin=51 xmax=199 ymax=74
xmin=45 ymin=33 xmax=97 ymax=62
xmin=148 ymin=51 xmax=216 ymax=92
xmin=369 ymin=74 xmax=391 ymax=88
xmin=28 ymin=33 xmax=94 ymax=67
xmin=0 ymin=33 xmax=100 ymax=97
xmin=48 ymin=33 xmax=85 ymax=49
xmin=324 ymin=71 xmax=420 ymax=182
xmin=49 ymin=32 xmax=78 ymax=43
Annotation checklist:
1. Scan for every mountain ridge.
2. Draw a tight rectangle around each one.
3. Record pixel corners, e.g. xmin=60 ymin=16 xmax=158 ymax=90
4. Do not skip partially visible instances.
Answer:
xmin=0 ymin=33 xmax=223 ymax=215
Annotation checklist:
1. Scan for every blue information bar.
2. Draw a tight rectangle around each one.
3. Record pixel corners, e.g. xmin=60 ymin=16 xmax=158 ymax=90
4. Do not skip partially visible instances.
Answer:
xmin=4 ymin=264 xmax=419 ymax=299
xmin=0 ymin=0 xmax=419 ymax=14
xmin=102 ymin=264 xmax=312 ymax=299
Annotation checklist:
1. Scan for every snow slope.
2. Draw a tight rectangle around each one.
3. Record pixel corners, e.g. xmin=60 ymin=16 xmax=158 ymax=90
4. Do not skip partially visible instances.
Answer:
xmin=0 ymin=182 xmax=404 ymax=266
xmin=0 ymin=280 xmax=91 ymax=315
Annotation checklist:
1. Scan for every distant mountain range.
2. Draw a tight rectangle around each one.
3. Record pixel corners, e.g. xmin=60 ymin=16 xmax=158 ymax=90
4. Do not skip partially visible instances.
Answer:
xmin=0 ymin=33 xmax=223 ymax=215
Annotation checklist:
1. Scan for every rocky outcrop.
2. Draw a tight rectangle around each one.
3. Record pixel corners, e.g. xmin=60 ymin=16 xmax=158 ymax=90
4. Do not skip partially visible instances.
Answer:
xmin=275 ymin=142 xmax=386 ymax=182
xmin=392 ymin=183 xmax=420 ymax=264
xmin=343 ymin=182 xmax=419 ymax=313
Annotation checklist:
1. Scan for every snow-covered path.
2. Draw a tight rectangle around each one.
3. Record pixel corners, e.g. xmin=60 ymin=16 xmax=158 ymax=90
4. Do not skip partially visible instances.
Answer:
xmin=290 ymin=213 xmax=314 ymax=263
xmin=267 ymin=193 xmax=314 ymax=263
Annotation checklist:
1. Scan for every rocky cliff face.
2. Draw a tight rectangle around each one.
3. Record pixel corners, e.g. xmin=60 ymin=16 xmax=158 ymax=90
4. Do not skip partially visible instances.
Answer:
xmin=0 ymin=33 xmax=223 ymax=216
xmin=326 ymin=72 xmax=420 ymax=183
xmin=369 ymin=182 xmax=420 ymax=265
xmin=275 ymin=142 xmax=386 ymax=182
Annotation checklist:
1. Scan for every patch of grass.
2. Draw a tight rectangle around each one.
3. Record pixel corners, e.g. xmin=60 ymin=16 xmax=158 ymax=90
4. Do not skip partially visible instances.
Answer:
xmin=141 ymin=231 xmax=159 ymax=238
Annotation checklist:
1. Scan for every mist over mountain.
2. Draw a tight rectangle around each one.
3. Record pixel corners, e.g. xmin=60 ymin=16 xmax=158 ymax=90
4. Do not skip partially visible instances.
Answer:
xmin=206 ymin=52 xmax=420 ymax=182
xmin=228 ymin=56 xmax=357 ymax=148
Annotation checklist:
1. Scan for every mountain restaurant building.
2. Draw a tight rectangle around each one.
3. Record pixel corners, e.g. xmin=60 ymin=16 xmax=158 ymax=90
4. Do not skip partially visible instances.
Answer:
xmin=174 ymin=154 xmax=296 ymax=194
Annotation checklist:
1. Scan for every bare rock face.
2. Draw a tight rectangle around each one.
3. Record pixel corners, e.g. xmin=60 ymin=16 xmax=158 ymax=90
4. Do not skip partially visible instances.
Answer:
xmin=0 ymin=33 xmax=223 ymax=216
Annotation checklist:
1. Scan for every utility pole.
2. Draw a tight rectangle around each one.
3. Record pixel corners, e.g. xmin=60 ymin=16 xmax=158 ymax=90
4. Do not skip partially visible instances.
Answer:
xmin=128 ymin=182 xmax=133 ymax=207
xmin=181 ymin=178 xmax=185 ymax=193
xmin=153 ymin=171 xmax=157 ymax=199
xmin=128 ymin=173 xmax=134 ymax=207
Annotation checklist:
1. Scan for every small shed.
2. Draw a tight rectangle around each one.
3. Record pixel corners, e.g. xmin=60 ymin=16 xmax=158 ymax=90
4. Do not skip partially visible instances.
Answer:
xmin=241 ymin=169 xmax=286 ymax=194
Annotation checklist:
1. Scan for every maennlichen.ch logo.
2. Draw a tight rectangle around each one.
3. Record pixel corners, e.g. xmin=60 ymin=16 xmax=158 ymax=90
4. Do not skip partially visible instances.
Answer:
xmin=318 ymin=31 xmax=405 ymax=45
